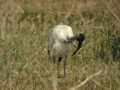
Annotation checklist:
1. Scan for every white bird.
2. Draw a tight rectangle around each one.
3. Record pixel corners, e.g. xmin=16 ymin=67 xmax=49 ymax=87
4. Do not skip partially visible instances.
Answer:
xmin=48 ymin=24 xmax=85 ymax=78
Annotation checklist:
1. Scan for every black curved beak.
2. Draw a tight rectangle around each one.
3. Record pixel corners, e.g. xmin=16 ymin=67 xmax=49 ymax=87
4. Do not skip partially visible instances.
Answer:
xmin=72 ymin=34 xmax=85 ymax=56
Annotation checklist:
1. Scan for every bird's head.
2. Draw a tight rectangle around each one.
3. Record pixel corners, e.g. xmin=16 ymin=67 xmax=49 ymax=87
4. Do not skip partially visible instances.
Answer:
xmin=72 ymin=33 xmax=85 ymax=56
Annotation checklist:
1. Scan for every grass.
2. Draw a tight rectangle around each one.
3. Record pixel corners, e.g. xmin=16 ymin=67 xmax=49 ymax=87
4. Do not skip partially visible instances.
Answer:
xmin=0 ymin=0 xmax=120 ymax=90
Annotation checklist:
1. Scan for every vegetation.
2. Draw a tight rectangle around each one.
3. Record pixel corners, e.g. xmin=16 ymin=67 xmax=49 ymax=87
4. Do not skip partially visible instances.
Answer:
xmin=0 ymin=0 xmax=120 ymax=90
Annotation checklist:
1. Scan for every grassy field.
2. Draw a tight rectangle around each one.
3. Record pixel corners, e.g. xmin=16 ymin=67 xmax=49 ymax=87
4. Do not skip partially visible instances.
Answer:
xmin=0 ymin=0 xmax=120 ymax=90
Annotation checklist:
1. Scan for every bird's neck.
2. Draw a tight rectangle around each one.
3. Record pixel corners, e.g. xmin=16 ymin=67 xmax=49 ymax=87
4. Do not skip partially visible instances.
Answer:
xmin=67 ymin=35 xmax=79 ymax=43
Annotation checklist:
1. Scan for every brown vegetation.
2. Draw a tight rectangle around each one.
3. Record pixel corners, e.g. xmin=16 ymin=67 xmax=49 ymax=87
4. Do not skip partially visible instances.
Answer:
xmin=0 ymin=0 xmax=120 ymax=90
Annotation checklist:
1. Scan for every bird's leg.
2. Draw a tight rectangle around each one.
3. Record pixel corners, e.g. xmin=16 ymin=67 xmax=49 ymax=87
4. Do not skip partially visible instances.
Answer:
xmin=64 ymin=56 xmax=67 ymax=77
xmin=57 ymin=57 xmax=62 ymax=78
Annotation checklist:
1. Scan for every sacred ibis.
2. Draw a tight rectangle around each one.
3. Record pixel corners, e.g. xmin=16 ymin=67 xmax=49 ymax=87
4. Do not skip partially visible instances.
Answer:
xmin=48 ymin=24 xmax=85 ymax=78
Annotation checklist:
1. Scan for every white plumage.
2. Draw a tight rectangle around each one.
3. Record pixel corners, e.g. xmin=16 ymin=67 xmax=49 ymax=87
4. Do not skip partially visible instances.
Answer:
xmin=48 ymin=25 xmax=73 ymax=57
xmin=48 ymin=24 xmax=85 ymax=78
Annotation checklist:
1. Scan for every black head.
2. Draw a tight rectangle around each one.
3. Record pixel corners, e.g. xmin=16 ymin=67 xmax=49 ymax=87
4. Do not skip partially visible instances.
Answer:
xmin=77 ymin=33 xmax=85 ymax=42
xmin=72 ymin=33 xmax=85 ymax=56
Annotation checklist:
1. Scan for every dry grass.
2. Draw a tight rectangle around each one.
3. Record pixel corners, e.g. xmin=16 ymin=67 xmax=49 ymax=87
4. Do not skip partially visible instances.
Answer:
xmin=0 ymin=0 xmax=120 ymax=90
